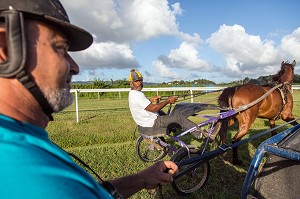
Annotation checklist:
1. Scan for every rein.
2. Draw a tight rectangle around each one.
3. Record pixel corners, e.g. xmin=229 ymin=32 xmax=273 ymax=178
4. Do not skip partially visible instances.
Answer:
xmin=159 ymin=88 xmax=225 ymax=103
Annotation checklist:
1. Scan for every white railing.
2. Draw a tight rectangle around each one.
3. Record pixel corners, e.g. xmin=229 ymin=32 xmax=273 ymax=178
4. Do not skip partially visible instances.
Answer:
xmin=70 ymin=85 xmax=300 ymax=122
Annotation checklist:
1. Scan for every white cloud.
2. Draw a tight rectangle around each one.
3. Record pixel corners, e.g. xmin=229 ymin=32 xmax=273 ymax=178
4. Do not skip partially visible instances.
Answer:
xmin=153 ymin=33 xmax=210 ymax=79
xmin=127 ymin=1 xmax=181 ymax=41
xmin=62 ymin=0 xmax=182 ymax=75
xmin=207 ymin=24 xmax=284 ymax=78
xmin=70 ymin=42 xmax=139 ymax=69
xmin=62 ymin=0 xmax=181 ymax=43
xmin=280 ymin=27 xmax=300 ymax=61
xmin=164 ymin=41 xmax=209 ymax=69
xmin=152 ymin=60 xmax=178 ymax=80
xmin=61 ymin=0 xmax=300 ymax=83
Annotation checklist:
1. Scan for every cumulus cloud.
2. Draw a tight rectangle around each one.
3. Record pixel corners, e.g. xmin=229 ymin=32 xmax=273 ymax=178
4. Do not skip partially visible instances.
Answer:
xmin=280 ymin=27 xmax=300 ymax=60
xmin=152 ymin=33 xmax=210 ymax=79
xmin=158 ymin=41 xmax=208 ymax=69
xmin=70 ymin=42 xmax=139 ymax=69
xmin=153 ymin=60 xmax=178 ymax=80
xmin=62 ymin=0 xmax=181 ymax=43
xmin=61 ymin=0 xmax=299 ymax=83
xmin=62 ymin=0 xmax=182 ymax=75
xmin=206 ymin=24 xmax=286 ymax=78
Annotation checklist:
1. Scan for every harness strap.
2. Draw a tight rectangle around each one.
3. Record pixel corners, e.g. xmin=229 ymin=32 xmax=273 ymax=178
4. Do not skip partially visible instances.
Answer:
xmin=273 ymin=84 xmax=288 ymax=121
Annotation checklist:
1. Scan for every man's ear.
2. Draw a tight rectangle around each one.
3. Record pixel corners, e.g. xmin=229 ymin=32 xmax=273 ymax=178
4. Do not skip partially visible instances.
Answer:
xmin=0 ymin=26 xmax=7 ymax=63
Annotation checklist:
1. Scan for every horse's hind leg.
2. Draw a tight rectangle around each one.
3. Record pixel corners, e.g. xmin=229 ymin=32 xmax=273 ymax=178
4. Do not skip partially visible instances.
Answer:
xmin=232 ymin=113 xmax=255 ymax=165
xmin=218 ymin=117 xmax=236 ymax=145
xmin=219 ymin=117 xmax=230 ymax=144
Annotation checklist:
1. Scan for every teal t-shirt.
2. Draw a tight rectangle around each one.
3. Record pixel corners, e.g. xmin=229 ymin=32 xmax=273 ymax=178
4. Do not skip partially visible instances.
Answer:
xmin=0 ymin=114 xmax=113 ymax=199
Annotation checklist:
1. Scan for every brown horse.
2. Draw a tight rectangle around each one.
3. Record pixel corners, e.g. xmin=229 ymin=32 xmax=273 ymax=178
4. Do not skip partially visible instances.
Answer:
xmin=218 ymin=60 xmax=298 ymax=165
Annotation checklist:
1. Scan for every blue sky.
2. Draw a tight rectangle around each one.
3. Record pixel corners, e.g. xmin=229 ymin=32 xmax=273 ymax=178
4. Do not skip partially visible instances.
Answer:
xmin=62 ymin=0 xmax=300 ymax=83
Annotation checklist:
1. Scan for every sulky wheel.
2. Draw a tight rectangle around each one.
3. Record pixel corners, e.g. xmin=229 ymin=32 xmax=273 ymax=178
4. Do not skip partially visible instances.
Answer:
xmin=170 ymin=147 xmax=210 ymax=195
xmin=136 ymin=136 xmax=168 ymax=162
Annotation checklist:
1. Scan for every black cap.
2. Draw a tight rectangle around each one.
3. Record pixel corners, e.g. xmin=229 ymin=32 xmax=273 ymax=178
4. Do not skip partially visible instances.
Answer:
xmin=0 ymin=0 xmax=93 ymax=51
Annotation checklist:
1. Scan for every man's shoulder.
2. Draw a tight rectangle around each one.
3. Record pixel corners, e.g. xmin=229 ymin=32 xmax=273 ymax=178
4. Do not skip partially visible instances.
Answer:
xmin=130 ymin=89 xmax=142 ymax=93
xmin=129 ymin=90 xmax=144 ymax=96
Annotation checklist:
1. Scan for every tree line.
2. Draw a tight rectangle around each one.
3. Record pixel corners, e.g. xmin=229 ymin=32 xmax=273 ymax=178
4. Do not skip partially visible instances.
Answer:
xmin=71 ymin=74 xmax=300 ymax=90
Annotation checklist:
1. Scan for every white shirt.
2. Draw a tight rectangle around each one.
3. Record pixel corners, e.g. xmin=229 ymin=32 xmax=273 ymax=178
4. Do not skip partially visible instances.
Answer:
xmin=128 ymin=90 xmax=158 ymax=127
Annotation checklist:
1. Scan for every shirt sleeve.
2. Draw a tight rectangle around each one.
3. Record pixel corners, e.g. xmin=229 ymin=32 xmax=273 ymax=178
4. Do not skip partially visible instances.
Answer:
xmin=135 ymin=91 xmax=151 ymax=110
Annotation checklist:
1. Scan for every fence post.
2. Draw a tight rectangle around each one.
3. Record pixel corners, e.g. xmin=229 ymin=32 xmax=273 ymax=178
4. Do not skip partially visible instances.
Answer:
xmin=75 ymin=90 xmax=79 ymax=123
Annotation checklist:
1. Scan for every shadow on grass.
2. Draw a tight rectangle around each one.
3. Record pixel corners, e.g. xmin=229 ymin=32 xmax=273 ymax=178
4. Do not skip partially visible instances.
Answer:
xmin=222 ymin=121 xmax=293 ymax=166
xmin=154 ymin=154 xmax=247 ymax=199
xmin=150 ymin=123 xmax=294 ymax=199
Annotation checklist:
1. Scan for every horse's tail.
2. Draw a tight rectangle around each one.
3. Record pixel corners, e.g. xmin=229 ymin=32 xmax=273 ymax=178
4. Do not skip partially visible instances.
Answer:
xmin=218 ymin=86 xmax=239 ymax=108
xmin=217 ymin=86 xmax=239 ymax=144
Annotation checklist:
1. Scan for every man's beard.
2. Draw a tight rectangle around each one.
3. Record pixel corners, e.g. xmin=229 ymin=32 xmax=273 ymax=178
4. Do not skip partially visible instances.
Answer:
xmin=43 ymin=87 xmax=73 ymax=113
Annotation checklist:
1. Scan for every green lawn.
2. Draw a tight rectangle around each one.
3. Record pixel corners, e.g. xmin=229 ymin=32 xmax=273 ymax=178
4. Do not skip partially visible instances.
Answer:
xmin=46 ymin=91 xmax=300 ymax=199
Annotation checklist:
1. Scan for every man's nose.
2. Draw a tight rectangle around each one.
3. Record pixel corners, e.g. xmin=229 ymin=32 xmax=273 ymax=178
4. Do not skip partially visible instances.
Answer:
xmin=66 ymin=53 xmax=79 ymax=75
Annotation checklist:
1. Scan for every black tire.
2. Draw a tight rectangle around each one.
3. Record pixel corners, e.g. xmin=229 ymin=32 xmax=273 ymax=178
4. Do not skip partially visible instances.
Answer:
xmin=170 ymin=147 xmax=210 ymax=195
xmin=136 ymin=136 xmax=168 ymax=162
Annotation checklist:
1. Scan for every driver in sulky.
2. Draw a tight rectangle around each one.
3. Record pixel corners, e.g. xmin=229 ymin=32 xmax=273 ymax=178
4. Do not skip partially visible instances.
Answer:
xmin=128 ymin=68 xmax=203 ymax=138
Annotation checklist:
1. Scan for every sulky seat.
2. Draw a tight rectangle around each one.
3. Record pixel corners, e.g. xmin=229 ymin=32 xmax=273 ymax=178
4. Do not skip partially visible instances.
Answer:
xmin=137 ymin=126 xmax=168 ymax=137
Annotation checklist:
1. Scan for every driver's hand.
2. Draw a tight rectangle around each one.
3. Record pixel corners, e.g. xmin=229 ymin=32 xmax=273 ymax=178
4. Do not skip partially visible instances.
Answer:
xmin=150 ymin=96 xmax=161 ymax=103
xmin=167 ymin=96 xmax=177 ymax=104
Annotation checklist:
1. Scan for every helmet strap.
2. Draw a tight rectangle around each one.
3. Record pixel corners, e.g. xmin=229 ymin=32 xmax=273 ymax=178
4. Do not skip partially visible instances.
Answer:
xmin=16 ymin=71 xmax=54 ymax=121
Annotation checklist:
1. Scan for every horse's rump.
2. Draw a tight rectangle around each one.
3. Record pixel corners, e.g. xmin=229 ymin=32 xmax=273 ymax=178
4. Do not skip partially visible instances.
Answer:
xmin=218 ymin=84 xmax=276 ymax=109
xmin=218 ymin=85 xmax=241 ymax=108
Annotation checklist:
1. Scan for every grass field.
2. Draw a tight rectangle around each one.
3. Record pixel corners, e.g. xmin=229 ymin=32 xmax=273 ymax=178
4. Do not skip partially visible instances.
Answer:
xmin=46 ymin=91 xmax=300 ymax=199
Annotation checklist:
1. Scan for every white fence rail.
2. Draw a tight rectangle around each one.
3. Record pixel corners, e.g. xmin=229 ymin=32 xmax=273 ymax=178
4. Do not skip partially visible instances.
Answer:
xmin=70 ymin=85 xmax=300 ymax=122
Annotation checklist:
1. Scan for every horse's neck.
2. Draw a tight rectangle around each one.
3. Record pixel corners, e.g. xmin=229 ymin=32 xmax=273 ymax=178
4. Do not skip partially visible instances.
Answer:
xmin=276 ymin=72 xmax=293 ymax=87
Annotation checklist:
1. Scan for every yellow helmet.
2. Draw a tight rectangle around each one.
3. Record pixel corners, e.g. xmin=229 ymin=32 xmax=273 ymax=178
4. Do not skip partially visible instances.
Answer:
xmin=128 ymin=68 xmax=143 ymax=82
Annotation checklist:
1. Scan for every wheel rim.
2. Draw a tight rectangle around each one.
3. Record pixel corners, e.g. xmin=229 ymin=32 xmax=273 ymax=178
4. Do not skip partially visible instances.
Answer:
xmin=174 ymin=162 xmax=208 ymax=193
xmin=136 ymin=136 xmax=167 ymax=162
xmin=171 ymin=148 xmax=210 ymax=195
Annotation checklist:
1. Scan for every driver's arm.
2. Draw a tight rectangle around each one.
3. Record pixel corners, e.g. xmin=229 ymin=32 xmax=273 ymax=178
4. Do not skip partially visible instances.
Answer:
xmin=145 ymin=96 xmax=177 ymax=113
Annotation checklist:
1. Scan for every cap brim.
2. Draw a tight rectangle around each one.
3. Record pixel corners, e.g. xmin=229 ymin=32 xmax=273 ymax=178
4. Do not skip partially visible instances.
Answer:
xmin=133 ymin=78 xmax=143 ymax=81
xmin=45 ymin=15 xmax=93 ymax=51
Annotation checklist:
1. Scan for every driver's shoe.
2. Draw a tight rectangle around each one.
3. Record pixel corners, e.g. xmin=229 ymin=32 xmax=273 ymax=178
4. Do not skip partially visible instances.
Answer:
xmin=191 ymin=126 xmax=204 ymax=139
xmin=192 ymin=126 xmax=217 ymax=141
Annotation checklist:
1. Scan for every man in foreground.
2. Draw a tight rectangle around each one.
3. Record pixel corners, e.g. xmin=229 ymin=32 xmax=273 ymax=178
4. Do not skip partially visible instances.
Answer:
xmin=0 ymin=0 xmax=178 ymax=198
